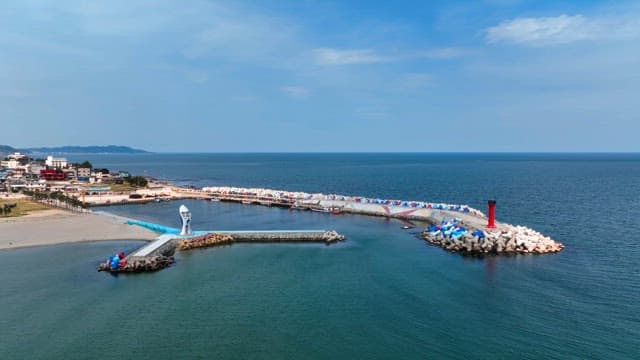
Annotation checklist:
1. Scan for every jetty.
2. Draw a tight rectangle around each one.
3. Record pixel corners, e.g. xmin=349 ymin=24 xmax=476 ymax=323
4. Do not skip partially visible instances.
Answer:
xmin=97 ymin=206 xmax=345 ymax=273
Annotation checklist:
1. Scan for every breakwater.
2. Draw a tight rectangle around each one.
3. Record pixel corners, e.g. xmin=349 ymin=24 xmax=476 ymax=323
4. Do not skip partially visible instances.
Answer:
xmin=204 ymin=186 xmax=486 ymax=217
xmin=178 ymin=230 xmax=344 ymax=250
xmin=97 ymin=255 xmax=175 ymax=272
xmin=98 ymin=225 xmax=345 ymax=273
xmin=202 ymin=186 xmax=564 ymax=255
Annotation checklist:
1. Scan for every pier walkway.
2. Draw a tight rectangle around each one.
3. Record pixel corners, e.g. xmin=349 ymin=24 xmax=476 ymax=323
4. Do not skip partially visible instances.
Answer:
xmin=129 ymin=234 xmax=175 ymax=257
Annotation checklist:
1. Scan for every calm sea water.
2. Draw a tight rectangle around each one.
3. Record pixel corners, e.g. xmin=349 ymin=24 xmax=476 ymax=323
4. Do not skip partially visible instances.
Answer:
xmin=1 ymin=153 xmax=638 ymax=359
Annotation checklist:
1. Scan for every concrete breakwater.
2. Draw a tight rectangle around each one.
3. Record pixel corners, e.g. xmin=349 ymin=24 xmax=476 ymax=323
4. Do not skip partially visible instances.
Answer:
xmin=202 ymin=186 xmax=564 ymax=255
xmin=203 ymin=186 xmax=486 ymax=217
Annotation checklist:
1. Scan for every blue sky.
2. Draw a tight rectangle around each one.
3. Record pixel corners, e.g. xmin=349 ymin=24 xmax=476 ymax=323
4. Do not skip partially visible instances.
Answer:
xmin=2 ymin=0 xmax=639 ymax=152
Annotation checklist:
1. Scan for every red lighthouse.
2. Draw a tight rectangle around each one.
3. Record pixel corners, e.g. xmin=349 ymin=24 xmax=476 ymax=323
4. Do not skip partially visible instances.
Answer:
xmin=487 ymin=200 xmax=497 ymax=229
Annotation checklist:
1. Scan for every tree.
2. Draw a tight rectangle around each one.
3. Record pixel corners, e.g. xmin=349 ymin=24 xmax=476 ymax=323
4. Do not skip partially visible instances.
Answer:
xmin=79 ymin=160 xmax=93 ymax=169
xmin=126 ymin=176 xmax=148 ymax=187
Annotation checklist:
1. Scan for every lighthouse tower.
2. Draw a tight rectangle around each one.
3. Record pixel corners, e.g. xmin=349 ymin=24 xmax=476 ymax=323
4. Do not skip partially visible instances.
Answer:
xmin=179 ymin=205 xmax=192 ymax=236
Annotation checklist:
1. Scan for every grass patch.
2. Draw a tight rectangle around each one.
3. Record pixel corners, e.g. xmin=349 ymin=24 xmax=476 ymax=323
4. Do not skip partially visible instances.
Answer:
xmin=105 ymin=183 xmax=138 ymax=192
xmin=0 ymin=198 xmax=51 ymax=217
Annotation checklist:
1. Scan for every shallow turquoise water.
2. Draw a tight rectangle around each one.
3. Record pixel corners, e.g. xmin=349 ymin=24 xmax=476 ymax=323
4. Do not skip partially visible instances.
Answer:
xmin=1 ymin=154 xmax=638 ymax=359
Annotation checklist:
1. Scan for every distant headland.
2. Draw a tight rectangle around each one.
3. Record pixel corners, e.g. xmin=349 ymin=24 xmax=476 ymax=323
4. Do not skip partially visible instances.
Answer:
xmin=0 ymin=144 xmax=150 ymax=155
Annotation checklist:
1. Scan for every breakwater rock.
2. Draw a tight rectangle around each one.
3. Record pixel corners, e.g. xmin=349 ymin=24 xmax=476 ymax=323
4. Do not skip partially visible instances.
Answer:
xmin=177 ymin=233 xmax=234 ymax=250
xmin=97 ymin=255 xmax=175 ymax=272
xmin=321 ymin=230 xmax=345 ymax=243
xmin=178 ymin=230 xmax=345 ymax=250
xmin=423 ymin=224 xmax=564 ymax=255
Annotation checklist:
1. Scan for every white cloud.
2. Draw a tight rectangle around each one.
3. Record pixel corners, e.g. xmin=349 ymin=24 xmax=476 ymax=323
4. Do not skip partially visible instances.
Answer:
xmin=313 ymin=48 xmax=388 ymax=66
xmin=281 ymin=86 xmax=310 ymax=99
xmin=486 ymin=14 xmax=640 ymax=45
xmin=313 ymin=47 xmax=466 ymax=66
xmin=183 ymin=14 xmax=298 ymax=63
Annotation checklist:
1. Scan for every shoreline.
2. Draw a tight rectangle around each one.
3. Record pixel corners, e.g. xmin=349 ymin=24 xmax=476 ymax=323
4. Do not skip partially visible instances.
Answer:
xmin=0 ymin=209 xmax=158 ymax=251
xmin=1 ymin=182 xmax=563 ymax=255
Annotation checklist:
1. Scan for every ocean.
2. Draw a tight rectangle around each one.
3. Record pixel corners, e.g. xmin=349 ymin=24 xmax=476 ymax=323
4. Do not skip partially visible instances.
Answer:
xmin=1 ymin=153 xmax=638 ymax=359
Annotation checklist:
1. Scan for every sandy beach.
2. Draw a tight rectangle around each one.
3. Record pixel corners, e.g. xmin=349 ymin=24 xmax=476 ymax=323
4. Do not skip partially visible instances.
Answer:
xmin=0 ymin=209 xmax=158 ymax=250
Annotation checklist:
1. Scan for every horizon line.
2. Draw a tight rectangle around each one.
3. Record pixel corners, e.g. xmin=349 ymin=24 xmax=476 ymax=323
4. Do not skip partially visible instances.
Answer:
xmin=87 ymin=151 xmax=640 ymax=154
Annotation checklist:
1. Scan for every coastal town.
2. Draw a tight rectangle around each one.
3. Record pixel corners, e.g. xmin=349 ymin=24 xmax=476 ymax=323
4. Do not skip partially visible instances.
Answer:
xmin=0 ymin=151 xmax=209 ymax=212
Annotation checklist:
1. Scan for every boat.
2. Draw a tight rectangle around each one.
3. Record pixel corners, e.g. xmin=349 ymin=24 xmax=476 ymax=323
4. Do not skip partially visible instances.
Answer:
xmin=401 ymin=225 xmax=414 ymax=230
xmin=311 ymin=206 xmax=342 ymax=214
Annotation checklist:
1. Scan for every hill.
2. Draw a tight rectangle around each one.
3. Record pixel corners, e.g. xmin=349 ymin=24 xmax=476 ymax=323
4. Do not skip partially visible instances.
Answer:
xmin=24 ymin=145 xmax=150 ymax=154
xmin=1 ymin=145 xmax=150 ymax=155
xmin=0 ymin=145 xmax=17 ymax=158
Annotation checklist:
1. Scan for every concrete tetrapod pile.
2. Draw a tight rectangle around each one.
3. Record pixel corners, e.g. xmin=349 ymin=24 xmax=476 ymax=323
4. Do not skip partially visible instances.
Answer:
xmin=423 ymin=222 xmax=564 ymax=254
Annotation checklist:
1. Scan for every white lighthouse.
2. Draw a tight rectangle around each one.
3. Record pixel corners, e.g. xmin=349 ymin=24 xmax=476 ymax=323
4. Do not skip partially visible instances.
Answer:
xmin=179 ymin=205 xmax=192 ymax=236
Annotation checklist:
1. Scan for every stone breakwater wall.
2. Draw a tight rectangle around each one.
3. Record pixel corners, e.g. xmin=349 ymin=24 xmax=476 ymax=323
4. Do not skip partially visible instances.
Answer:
xmin=177 ymin=233 xmax=234 ymax=250
xmin=178 ymin=231 xmax=345 ymax=250
xmin=226 ymin=230 xmax=345 ymax=244
xmin=98 ymin=230 xmax=345 ymax=273
xmin=97 ymin=255 xmax=175 ymax=272
xmin=423 ymin=224 xmax=564 ymax=255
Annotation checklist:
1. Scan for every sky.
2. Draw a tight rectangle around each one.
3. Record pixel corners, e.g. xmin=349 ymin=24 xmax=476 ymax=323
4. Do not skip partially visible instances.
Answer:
xmin=1 ymin=0 xmax=639 ymax=152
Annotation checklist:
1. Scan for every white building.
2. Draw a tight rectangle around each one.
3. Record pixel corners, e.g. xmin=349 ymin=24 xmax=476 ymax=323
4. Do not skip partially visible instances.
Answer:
xmin=45 ymin=155 xmax=68 ymax=168
xmin=7 ymin=152 xmax=28 ymax=160
xmin=0 ymin=159 xmax=20 ymax=169
xmin=77 ymin=167 xmax=91 ymax=179
xmin=1 ymin=152 xmax=28 ymax=169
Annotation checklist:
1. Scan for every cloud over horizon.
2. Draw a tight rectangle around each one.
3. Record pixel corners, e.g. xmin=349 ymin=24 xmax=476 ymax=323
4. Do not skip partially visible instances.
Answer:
xmin=486 ymin=14 xmax=640 ymax=45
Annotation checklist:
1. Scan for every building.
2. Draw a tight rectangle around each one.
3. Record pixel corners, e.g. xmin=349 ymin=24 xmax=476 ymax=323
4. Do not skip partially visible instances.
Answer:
xmin=0 ymin=159 xmax=20 ymax=169
xmin=29 ymin=163 xmax=45 ymax=176
xmin=45 ymin=155 xmax=68 ymax=169
xmin=77 ymin=167 xmax=91 ymax=181
xmin=63 ymin=169 xmax=77 ymax=181
xmin=1 ymin=153 xmax=29 ymax=169
xmin=86 ymin=186 xmax=111 ymax=195
xmin=90 ymin=169 xmax=111 ymax=183
xmin=40 ymin=168 xmax=65 ymax=181
xmin=24 ymin=182 xmax=47 ymax=191
xmin=7 ymin=152 xmax=27 ymax=160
